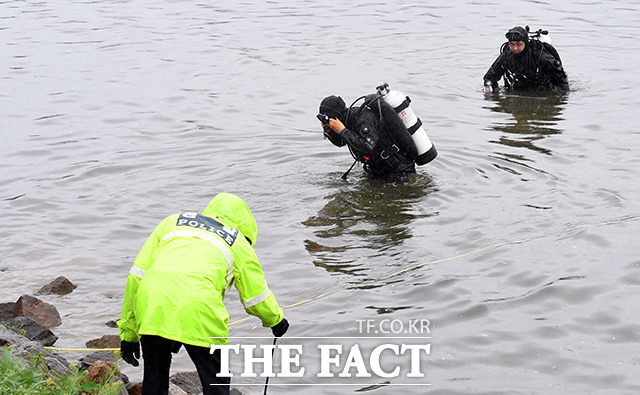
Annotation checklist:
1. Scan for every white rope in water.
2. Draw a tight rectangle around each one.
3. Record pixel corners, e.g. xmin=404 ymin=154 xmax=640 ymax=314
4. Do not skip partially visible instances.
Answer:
xmin=45 ymin=215 xmax=640 ymax=352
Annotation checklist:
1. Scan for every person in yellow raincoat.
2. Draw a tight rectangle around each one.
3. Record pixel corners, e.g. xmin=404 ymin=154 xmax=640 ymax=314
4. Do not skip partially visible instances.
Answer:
xmin=118 ymin=193 xmax=289 ymax=395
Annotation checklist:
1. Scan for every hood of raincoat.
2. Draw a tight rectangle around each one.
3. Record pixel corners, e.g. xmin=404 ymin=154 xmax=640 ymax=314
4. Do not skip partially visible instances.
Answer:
xmin=202 ymin=193 xmax=258 ymax=246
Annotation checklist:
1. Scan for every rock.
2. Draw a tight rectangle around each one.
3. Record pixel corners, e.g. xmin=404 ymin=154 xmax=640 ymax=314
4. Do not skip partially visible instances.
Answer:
xmin=106 ymin=319 xmax=119 ymax=328
xmin=170 ymin=371 xmax=202 ymax=394
xmin=81 ymin=360 xmax=129 ymax=395
xmin=120 ymin=372 xmax=130 ymax=386
xmin=168 ymin=382 xmax=188 ymax=395
xmin=86 ymin=334 xmax=121 ymax=349
xmin=128 ymin=382 xmax=143 ymax=395
xmin=230 ymin=389 xmax=243 ymax=395
xmin=0 ymin=302 xmax=16 ymax=321
xmin=2 ymin=316 xmax=58 ymax=346
xmin=129 ymin=382 xmax=187 ymax=395
xmin=36 ymin=276 xmax=77 ymax=296
xmin=79 ymin=350 xmax=119 ymax=370
xmin=0 ymin=325 xmax=45 ymax=354
xmin=13 ymin=294 xmax=62 ymax=328
xmin=0 ymin=327 xmax=73 ymax=384
xmin=43 ymin=354 xmax=72 ymax=377
xmin=82 ymin=360 xmax=119 ymax=384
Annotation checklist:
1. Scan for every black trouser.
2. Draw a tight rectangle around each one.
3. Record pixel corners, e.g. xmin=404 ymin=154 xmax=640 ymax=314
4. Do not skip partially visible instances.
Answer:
xmin=140 ymin=334 xmax=231 ymax=395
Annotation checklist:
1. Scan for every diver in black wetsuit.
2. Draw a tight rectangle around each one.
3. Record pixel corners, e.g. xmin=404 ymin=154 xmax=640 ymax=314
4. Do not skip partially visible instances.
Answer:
xmin=318 ymin=95 xmax=418 ymax=179
xmin=484 ymin=26 xmax=570 ymax=94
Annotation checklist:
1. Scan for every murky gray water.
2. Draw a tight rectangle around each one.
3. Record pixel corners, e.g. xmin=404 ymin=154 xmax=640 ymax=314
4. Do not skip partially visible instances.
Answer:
xmin=2 ymin=0 xmax=640 ymax=393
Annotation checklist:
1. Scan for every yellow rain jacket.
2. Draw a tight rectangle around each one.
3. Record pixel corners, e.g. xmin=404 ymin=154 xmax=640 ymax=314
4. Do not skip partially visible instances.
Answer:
xmin=118 ymin=193 xmax=284 ymax=347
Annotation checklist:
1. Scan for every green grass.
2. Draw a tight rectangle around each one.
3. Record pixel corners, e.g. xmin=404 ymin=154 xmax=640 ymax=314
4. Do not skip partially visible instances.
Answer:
xmin=0 ymin=347 xmax=124 ymax=395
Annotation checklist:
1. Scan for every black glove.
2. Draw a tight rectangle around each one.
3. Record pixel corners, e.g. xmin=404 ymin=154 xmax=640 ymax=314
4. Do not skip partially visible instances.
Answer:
xmin=120 ymin=340 xmax=140 ymax=367
xmin=323 ymin=125 xmax=346 ymax=147
xmin=271 ymin=318 xmax=289 ymax=338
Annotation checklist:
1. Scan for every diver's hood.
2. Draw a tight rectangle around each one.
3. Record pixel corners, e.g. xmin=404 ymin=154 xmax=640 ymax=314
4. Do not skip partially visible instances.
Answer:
xmin=506 ymin=26 xmax=529 ymax=44
xmin=319 ymin=95 xmax=347 ymax=121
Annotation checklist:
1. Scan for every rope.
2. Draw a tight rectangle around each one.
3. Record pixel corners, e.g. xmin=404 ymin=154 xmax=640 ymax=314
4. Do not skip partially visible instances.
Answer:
xmin=44 ymin=215 xmax=640 ymax=352
xmin=355 ymin=214 xmax=640 ymax=287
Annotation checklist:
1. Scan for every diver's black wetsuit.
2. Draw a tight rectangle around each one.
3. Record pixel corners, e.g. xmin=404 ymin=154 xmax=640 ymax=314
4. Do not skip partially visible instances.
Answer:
xmin=484 ymin=40 xmax=570 ymax=94
xmin=326 ymin=95 xmax=418 ymax=178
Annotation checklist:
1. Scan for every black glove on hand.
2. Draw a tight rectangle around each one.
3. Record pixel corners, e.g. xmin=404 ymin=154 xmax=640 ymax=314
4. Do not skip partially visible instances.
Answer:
xmin=271 ymin=318 xmax=289 ymax=338
xmin=120 ymin=340 xmax=140 ymax=367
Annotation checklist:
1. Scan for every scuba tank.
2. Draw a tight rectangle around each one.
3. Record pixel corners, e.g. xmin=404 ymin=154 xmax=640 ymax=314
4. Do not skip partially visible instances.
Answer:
xmin=528 ymin=26 xmax=552 ymax=45
xmin=376 ymin=83 xmax=437 ymax=166
xmin=527 ymin=26 xmax=562 ymax=64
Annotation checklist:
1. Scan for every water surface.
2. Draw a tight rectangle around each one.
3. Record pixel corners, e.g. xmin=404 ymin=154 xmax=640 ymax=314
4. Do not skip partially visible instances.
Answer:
xmin=2 ymin=0 xmax=640 ymax=393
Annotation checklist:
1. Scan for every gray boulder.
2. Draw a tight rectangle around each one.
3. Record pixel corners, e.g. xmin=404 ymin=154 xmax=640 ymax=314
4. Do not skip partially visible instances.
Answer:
xmin=169 ymin=383 xmax=189 ymax=395
xmin=105 ymin=319 xmax=119 ymax=328
xmin=0 ymin=325 xmax=72 ymax=379
xmin=2 ymin=316 xmax=58 ymax=346
xmin=43 ymin=353 xmax=72 ymax=377
xmin=0 ymin=302 xmax=15 ymax=320
xmin=0 ymin=325 xmax=45 ymax=354
xmin=170 ymin=371 xmax=203 ymax=394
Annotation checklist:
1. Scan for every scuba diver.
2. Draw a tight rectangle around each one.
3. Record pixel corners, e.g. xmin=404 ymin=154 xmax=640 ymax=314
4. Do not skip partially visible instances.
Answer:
xmin=484 ymin=26 xmax=570 ymax=95
xmin=318 ymin=84 xmax=437 ymax=179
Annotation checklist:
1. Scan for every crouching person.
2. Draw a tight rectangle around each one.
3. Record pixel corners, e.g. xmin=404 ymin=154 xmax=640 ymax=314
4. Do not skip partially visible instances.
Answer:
xmin=118 ymin=193 xmax=289 ymax=395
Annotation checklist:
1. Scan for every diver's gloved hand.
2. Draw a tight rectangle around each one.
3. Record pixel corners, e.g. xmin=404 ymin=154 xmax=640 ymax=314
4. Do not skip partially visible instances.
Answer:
xmin=323 ymin=125 xmax=346 ymax=147
xmin=120 ymin=340 xmax=140 ymax=366
xmin=271 ymin=318 xmax=289 ymax=338
xmin=483 ymin=80 xmax=494 ymax=94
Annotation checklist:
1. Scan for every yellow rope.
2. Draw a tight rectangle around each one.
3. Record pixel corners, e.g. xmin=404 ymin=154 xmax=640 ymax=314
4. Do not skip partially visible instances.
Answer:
xmin=45 ymin=215 xmax=640 ymax=352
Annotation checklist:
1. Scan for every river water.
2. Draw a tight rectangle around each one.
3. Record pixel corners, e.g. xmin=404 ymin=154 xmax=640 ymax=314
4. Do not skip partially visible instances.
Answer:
xmin=2 ymin=0 xmax=640 ymax=393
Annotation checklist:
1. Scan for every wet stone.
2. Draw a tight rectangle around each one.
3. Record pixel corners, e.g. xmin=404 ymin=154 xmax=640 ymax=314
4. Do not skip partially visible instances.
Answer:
xmin=2 ymin=316 xmax=58 ymax=346
xmin=82 ymin=360 xmax=129 ymax=395
xmin=169 ymin=371 xmax=202 ymax=394
xmin=14 ymin=294 xmax=62 ymax=328
xmin=79 ymin=350 xmax=119 ymax=370
xmin=44 ymin=354 xmax=72 ymax=377
xmin=36 ymin=276 xmax=77 ymax=296
xmin=86 ymin=334 xmax=121 ymax=349
xmin=82 ymin=360 xmax=119 ymax=384
xmin=106 ymin=319 xmax=119 ymax=328
xmin=0 ymin=302 xmax=16 ymax=321
xmin=128 ymin=382 xmax=143 ymax=395
xmin=0 ymin=325 xmax=45 ymax=354
xmin=168 ymin=383 xmax=189 ymax=395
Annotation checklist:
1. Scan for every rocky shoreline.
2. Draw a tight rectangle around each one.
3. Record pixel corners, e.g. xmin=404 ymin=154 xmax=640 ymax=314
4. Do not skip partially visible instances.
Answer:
xmin=0 ymin=276 xmax=235 ymax=395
